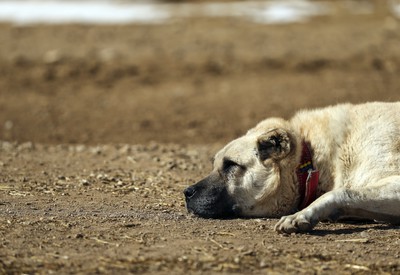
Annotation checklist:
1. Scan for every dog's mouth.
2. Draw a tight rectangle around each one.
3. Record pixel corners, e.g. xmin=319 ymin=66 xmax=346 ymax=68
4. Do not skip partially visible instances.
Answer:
xmin=184 ymin=174 xmax=240 ymax=219
xmin=186 ymin=199 xmax=240 ymax=219
xmin=186 ymin=200 xmax=240 ymax=219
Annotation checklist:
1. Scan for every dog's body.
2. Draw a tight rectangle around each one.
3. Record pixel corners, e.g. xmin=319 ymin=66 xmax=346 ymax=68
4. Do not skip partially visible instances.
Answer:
xmin=184 ymin=102 xmax=400 ymax=233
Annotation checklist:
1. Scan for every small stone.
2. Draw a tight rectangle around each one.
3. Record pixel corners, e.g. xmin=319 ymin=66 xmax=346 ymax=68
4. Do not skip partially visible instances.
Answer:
xmin=259 ymin=260 xmax=268 ymax=268
xmin=81 ymin=179 xmax=90 ymax=186
xmin=90 ymin=147 xmax=102 ymax=155
xmin=18 ymin=142 xmax=34 ymax=151
xmin=4 ymin=120 xmax=13 ymax=130
xmin=43 ymin=49 xmax=62 ymax=64
xmin=321 ymin=265 xmax=330 ymax=270
xmin=119 ymin=145 xmax=131 ymax=154
xmin=75 ymin=145 xmax=86 ymax=152
xmin=98 ymin=48 xmax=118 ymax=62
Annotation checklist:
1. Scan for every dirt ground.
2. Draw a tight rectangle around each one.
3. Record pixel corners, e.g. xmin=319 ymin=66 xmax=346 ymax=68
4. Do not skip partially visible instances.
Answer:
xmin=1 ymin=2 xmax=400 ymax=274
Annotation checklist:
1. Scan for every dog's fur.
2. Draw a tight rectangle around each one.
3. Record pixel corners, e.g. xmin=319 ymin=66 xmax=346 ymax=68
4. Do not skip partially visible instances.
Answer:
xmin=184 ymin=102 xmax=400 ymax=233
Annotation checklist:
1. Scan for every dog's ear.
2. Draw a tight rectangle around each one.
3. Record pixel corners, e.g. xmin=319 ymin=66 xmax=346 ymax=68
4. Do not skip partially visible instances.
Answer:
xmin=257 ymin=129 xmax=292 ymax=161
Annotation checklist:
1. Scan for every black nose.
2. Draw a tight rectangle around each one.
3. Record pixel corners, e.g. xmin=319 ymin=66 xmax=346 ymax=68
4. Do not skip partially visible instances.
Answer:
xmin=184 ymin=186 xmax=196 ymax=199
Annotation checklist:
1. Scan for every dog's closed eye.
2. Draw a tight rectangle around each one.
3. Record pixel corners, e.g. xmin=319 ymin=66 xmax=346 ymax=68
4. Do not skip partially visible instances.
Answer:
xmin=222 ymin=158 xmax=244 ymax=173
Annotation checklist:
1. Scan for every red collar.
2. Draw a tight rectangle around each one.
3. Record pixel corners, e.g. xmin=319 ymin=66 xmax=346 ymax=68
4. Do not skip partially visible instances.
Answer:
xmin=296 ymin=141 xmax=319 ymax=210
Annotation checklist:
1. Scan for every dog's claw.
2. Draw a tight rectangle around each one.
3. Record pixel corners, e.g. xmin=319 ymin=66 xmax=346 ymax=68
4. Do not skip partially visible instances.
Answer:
xmin=274 ymin=213 xmax=315 ymax=234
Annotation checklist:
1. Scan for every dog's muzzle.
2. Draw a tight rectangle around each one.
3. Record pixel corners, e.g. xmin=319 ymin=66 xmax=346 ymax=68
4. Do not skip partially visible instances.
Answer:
xmin=184 ymin=172 xmax=238 ymax=218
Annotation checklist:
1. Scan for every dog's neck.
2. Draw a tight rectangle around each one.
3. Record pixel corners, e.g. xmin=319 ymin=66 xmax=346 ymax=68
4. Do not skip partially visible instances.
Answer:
xmin=296 ymin=141 xmax=319 ymax=210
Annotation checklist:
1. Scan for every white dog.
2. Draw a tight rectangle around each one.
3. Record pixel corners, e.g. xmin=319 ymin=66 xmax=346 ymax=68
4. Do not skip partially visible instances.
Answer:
xmin=184 ymin=102 xmax=400 ymax=233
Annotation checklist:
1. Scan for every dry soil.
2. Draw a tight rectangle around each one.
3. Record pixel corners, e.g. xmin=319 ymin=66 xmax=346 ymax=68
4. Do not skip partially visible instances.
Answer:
xmin=1 ymin=3 xmax=400 ymax=274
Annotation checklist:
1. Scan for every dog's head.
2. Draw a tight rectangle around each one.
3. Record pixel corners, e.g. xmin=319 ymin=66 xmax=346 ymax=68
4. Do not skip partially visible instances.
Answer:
xmin=184 ymin=118 xmax=301 ymax=218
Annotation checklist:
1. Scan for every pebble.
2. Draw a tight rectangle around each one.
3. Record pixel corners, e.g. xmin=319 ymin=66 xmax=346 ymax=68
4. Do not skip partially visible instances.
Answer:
xmin=81 ymin=179 xmax=90 ymax=186
xmin=259 ymin=260 xmax=268 ymax=268
xmin=98 ymin=48 xmax=119 ymax=62
xmin=4 ymin=120 xmax=13 ymax=130
xmin=43 ymin=49 xmax=62 ymax=64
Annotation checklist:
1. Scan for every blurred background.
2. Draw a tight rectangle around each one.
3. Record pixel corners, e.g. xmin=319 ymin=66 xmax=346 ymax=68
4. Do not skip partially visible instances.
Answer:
xmin=1 ymin=0 xmax=400 ymax=145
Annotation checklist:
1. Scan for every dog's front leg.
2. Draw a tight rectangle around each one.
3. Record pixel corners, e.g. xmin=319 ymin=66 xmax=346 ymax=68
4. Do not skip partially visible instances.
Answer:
xmin=274 ymin=176 xmax=400 ymax=234
xmin=274 ymin=190 xmax=343 ymax=233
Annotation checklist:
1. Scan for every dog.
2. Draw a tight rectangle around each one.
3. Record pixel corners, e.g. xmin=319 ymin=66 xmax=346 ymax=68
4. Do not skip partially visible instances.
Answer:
xmin=184 ymin=102 xmax=400 ymax=233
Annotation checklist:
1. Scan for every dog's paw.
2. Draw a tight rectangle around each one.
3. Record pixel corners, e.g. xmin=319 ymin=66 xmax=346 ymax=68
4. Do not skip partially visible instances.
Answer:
xmin=274 ymin=212 xmax=316 ymax=234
